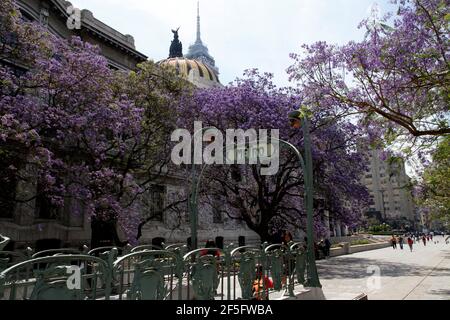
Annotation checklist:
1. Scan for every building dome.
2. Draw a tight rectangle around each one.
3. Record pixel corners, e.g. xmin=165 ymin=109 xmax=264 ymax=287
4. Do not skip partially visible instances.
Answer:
xmin=159 ymin=3 xmax=221 ymax=89
xmin=158 ymin=57 xmax=221 ymax=89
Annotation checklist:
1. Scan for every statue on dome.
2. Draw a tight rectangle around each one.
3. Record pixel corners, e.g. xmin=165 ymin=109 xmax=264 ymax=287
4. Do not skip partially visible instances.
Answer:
xmin=169 ymin=27 xmax=183 ymax=58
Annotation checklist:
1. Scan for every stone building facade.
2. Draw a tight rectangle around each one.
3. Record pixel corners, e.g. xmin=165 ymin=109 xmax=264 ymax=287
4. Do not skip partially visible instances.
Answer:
xmin=0 ymin=0 xmax=147 ymax=250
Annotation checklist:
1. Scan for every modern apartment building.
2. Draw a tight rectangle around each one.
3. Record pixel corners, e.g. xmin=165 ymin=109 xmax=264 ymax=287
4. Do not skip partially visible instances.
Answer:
xmin=363 ymin=149 xmax=418 ymax=229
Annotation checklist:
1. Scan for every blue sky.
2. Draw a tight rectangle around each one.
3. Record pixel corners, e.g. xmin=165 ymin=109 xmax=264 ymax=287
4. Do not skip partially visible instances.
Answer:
xmin=70 ymin=0 xmax=397 ymax=87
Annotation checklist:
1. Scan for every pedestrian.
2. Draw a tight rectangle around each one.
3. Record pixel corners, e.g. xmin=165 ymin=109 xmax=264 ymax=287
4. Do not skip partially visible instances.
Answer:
xmin=201 ymin=240 xmax=220 ymax=257
xmin=252 ymin=265 xmax=274 ymax=300
xmin=398 ymin=236 xmax=404 ymax=250
xmin=314 ymin=241 xmax=321 ymax=259
xmin=422 ymin=235 xmax=427 ymax=246
xmin=324 ymin=238 xmax=332 ymax=259
xmin=391 ymin=235 xmax=397 ymax=249
xmin=283 ymin=231 xmax=293 ymax=245
xmin=407 ymin=237 xmax=414 ymax=252
xmin=319 ymin=239 xmax=327 ymax=259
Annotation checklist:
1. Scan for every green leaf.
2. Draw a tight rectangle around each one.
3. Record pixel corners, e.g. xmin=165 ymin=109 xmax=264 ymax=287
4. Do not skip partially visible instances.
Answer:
xmin=445 ymin=13 xmax=450 ymax=22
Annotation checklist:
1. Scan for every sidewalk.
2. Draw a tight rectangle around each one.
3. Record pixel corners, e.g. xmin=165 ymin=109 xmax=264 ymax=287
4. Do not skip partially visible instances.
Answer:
xmin=317 ymin=239 xmax=450 ymax=300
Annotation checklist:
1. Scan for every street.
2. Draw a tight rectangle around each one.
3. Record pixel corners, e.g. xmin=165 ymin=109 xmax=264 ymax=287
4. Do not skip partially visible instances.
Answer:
xmin=317 ymin=237 xmax=450 ymax=300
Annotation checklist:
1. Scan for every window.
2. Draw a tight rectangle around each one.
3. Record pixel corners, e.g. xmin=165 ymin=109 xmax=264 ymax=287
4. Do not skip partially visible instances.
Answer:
xmin=142 ymin=185 xmax=166 ymax=222
xmin=213 ymin=209 xmax=223 ymax=224
xmin=35 ymin=190 xmax=60 ymax=220
xmin=19 ymin=10 xmax=34 ymax=22
xmin=39 ymin=8 xmax=49 ymax=26
xmin=0 ymin=177 xmax=16 ymax=219
xmin=0 ymin=149 xmax=21 ymax=219
xmin=212 ymin=198 xmax=223 ymax=224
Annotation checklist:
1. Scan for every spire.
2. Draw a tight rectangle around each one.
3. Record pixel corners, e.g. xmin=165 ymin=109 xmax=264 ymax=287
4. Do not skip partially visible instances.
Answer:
xmin=196 ymin=1 xmax=202 ymax=44
xmin=186 ymin=1 xmax=219 ymax=74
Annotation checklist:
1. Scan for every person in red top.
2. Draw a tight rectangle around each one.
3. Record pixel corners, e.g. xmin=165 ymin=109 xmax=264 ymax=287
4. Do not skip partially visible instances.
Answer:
xmin=200 ymin=240 xmax=220 ymax=257
xmin=252 ymin=266 xmax=274 ymax=300
xmin=407 ymin=237 xmax=414 ymax=252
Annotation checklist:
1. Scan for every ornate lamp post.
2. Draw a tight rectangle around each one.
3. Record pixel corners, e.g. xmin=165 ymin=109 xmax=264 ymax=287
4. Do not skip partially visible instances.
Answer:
xmin=288 ymin=107 xmax=322 ymax=288
xmin=189 ymin=126 xmax=215 ymax=250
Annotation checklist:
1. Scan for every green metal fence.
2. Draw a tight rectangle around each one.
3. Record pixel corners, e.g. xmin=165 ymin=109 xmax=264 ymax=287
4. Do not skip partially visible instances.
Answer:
xmin=0 ymin=242 xmax=309 ymax=300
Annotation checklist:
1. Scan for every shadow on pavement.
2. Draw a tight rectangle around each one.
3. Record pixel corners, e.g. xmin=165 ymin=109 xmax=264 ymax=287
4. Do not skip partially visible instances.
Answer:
xmin=429 ymin=289 xmax=450 ymax=296
xmin=316 ymin=256 xmax=450 ymax=280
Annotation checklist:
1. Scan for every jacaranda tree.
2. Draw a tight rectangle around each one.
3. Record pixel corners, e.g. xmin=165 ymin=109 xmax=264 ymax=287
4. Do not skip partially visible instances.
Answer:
xmin=288 ymin=0 xmax=449 ymax=154
xmin=176 ymin=70 xmax=369 ymax=242
xmin=0 ymin=0 xmax=184 ymax=243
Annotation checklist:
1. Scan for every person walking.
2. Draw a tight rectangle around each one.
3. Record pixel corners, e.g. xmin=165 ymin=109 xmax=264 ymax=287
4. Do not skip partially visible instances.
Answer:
xmin=282 ymin=231 xmax=293 ymax=245
xmin=318 ymin=240 xmax=326 ymax=259
xmin=422 ymin=235 xmax=427 ymax=246
xmin=391 ymin=235 xmax=397 ymax=249
xmin=324 ymin=238 xmax=332 ymax=259
xmin=398 ymin=236 xmax=404 ymax=250
xmin=407 ymin=237 xmax=414 ymax=252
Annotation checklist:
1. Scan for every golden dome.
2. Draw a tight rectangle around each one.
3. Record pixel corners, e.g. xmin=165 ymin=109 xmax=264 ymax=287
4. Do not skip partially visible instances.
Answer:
xmin=158 ymin=57 xmax=220 ymax=86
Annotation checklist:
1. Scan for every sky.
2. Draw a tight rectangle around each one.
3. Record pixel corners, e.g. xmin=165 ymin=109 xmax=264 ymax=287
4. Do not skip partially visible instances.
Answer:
xmin=70 ymin=0 xmax=398 ymax=88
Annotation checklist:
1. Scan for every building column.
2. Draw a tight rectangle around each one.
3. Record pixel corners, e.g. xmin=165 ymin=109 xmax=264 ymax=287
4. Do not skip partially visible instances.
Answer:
xmin=335 ymin=222 xmax=342 ymax=237
xmin=342 ymin=225 xmax=349 ymax=236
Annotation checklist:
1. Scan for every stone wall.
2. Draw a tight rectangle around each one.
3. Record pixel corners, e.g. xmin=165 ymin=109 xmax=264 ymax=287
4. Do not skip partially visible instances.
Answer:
xmin=330 ymin=235 xmax=366 ymax=245
xmin=330 ymin=241 xmax=390 ymax=257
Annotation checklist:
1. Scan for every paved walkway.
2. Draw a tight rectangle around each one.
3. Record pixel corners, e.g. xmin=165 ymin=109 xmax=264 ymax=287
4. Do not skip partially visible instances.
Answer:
xmin=317 ymin=236 xmax=450 ymax=300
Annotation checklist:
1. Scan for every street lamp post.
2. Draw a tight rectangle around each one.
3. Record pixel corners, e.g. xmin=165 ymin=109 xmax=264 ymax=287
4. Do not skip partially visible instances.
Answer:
xmin=189 ymin=127 xmax=216 ymax=250
xmin=288 ymin=108 xmax=321 ymax=288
